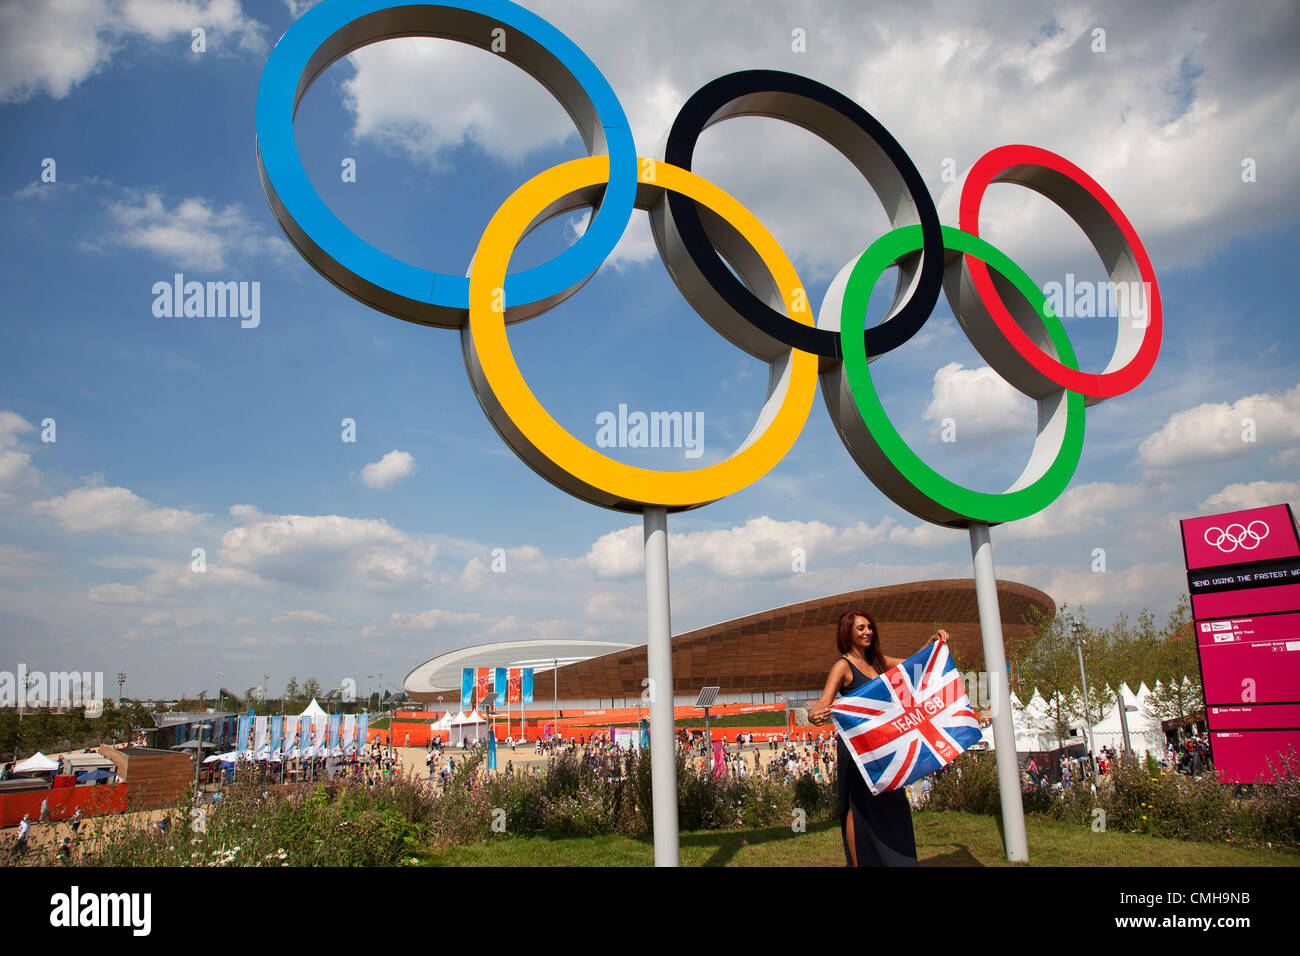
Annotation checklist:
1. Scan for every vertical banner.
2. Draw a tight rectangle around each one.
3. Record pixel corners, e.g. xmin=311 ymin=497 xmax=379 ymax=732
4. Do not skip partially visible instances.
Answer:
xmin=476 ymin=667 xmax=490 ymax=705
xmin=270 ymin=716 xmax=282 ymax=758
xmin=342 ymin=714 xmax=356 ymax=755
xmin=254 ymin=715 xmax=269 ymax=753
xmin=640 ymin=718 xmax=650 ymax=750
xmin=237 ymin=715 xmax=251 ymax=753
xmin=488 ymin=729 xmax=497 ymax=770
xmin=494 ymin=667 xmax=507 ymax=704
xmin=508 ymin=668 xmax=522 ymax=704
xmin=461 ymin=668 xmax=473 ymax=709
xmin=312 ymin=716 xmax=326 ymax=755
xmin=712 ymin=739 xmax=725 ymax=779
xmin=298 ymin=716 xmax=311 ymax=756
xmin=522 ymin=668 xmax=534 ymax=705
xmin=328 ymin=714 xmax=341 ymax=755
xmin=357 ymin=714 xmax=369 ymax=753
xmin=283 ymin=717 xmax=298 ymax=756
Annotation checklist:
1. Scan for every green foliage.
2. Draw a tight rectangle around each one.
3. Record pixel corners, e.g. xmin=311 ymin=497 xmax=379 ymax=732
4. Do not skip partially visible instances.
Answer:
xmin=924 ymin=747 xmax=1299 ymax=850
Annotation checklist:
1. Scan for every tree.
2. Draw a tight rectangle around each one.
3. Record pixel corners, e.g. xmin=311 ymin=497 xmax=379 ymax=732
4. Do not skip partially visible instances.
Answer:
xmin=284 ymin=676 xmax=300 ymax=702
xmin=302 ymin=677 xmax=322 ymax=702
xmin=1144 ymin=596 xmax=1202 ymax=726
xmin=1014 ymin=605 xmax=1089 ymax=748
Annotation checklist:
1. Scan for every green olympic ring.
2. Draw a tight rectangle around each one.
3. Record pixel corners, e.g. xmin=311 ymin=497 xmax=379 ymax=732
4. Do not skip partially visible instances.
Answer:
xmin=834 ymin=225 xmax=1085 ymax=526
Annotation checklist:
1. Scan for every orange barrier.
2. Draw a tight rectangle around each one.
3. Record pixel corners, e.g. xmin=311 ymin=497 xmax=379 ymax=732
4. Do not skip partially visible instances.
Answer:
xmin=0 ymin=783 xmax=128 ymax=827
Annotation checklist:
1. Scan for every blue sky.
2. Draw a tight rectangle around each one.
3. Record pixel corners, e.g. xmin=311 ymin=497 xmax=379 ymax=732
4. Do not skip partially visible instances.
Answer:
xmin=1 ymin=0 xmax=1297 ymax=699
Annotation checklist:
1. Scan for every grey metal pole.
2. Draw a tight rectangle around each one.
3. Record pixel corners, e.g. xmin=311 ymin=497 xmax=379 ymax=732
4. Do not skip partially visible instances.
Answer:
xmin=643 ymin=506 xmax=680 ymax=866
xmin=1071 ymin=620 xmax=1098 ymax=777
xmin=969 ymin=522 xmax=1029 ymax=862
xmin=1117 ymin=686 xmax=1132 ymax=753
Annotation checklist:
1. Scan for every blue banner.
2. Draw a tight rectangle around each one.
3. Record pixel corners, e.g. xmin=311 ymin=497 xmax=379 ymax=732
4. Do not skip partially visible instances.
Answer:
xmin=270 ymin=716 xmax=282 ymax=757
xmin=237 ymin=715 xmax=250 ymax=752
xmin=640 ymin=718 xmax=649 ymax=750
xmin=328 ymin=713 xmax=341 ymax=753
xmin=461 ymin=667 xmax=473 ymax=709
xmin=357 ymin=714 xmax=369 ymax=753
xmin=298 ymin=716 xmax=311 ymax=755
xmin=522 ymin=668 xmax=533 ymax=705
xmin=488 ymin=729 xmax=497 ymax=770
xmin=494 ymin=667 xmax=507 ymax=705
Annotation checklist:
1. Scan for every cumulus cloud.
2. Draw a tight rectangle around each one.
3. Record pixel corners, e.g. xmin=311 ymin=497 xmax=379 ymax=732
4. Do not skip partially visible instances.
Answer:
xmin=270 ymin=609 xmax=335 ymax=625
xmin=923 ymin=362 xmax=1035 ymax=442
xmin=33 ymin=481 xmax=207 ymax=535
xmin=219 ymin=511 xmax=437 ymax=591
xmin=999 ymin=482 xmax=1148 ymax=540
xmin=586 ymin=515 xmax=891 ymax=579
xmin=0 ymin=411 xmax=39 ymax=499
xmin=0 ymin=0 xmax=265 ymax=103
xmin=361 ymin=450 xmax=416 ymax=489
xmin=1137 ymin=384 xmax=1300 ymax=469
xmin=105 ymin=191 xmax=285 ymax=271
xmin=1197 ymin=480 xmax=1300 ymax=514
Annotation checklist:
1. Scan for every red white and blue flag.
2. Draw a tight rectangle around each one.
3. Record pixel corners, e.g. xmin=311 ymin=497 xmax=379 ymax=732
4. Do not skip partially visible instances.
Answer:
xmin=831 ymin=639 xmax=981 ymax=795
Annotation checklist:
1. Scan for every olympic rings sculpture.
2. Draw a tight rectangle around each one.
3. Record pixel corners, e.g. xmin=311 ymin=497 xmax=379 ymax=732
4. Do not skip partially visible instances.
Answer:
xmin=255 ymin=0 xmax=1163 ymax=528
xmin=1204 ymin=522 xmax=1269 ymax=554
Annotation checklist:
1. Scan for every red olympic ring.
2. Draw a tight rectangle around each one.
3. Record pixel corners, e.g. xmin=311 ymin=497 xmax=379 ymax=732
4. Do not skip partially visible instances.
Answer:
xmin=955 ymin=144 xmax=1162 ymax=402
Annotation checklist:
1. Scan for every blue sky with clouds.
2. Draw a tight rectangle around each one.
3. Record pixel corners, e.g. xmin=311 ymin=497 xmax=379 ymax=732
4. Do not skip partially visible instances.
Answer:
xmin=1 ymin=0 xmax=1297 ymax=699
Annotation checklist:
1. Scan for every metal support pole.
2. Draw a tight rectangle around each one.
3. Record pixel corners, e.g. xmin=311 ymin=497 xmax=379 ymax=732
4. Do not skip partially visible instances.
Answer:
xmin=1071 ymin=620 xmax=1098 ymax=777
xmin=643 ymin=506 xmax=679 ymax=866
xmin=969 ymin=522 xmax=1029 ymax=862
xmin=1117 ymin=686 xmax=1132 ymax=753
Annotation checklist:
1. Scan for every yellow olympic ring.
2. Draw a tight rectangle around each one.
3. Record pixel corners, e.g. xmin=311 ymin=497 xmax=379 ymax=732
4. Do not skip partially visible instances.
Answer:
xmin=464 ymin=156 xmax=818 ymax=511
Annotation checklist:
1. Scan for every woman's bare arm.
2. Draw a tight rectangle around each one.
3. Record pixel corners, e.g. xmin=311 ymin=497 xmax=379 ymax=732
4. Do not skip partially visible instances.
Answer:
xmin=809 ymin=660 xmax=849 ymax=724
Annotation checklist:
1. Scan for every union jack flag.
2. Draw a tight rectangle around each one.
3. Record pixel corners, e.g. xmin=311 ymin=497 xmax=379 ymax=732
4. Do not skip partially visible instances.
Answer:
xmin=830 ymin=639 xmax=981 ymax=795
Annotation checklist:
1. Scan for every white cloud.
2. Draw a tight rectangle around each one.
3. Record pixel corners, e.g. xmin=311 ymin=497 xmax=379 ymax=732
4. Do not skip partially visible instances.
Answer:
xmin=1000 ymin=482 xmax=1148 ymax=540
xmin=106 ymin=191 xmax=284 ymax=271
xmin=586 ymin=515 xmax=891 ymax=579
xmin=923 ymin=362 xmax=1034 ymax=441
xmin=87 ymin=582 xmax=149 ymax=604
xmin=1197 ymin=481 xmax=1300 ymax=514
xmin=270 ymin=609 xmax=335 ymax=625
xmin=33 ymin=481 xmax=207 ymax=535
xmin=0 ymin=0 xmax=265 ymax=103
xmin=0 ymin=411 xmax=39 ymax=499
xmin=1137 ymin=384 xmax=1300 ymax=469
xmin=361 ymin=450 xmax=416 ymax=489
xmin=1043 ymin=561 xmax=1185 ymax=610
xmin=219 ymin=511 xmax=437 ymax=591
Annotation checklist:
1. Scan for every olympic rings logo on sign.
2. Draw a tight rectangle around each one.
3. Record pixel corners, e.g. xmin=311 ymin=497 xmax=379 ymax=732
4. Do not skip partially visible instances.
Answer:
xmin=1203 ymin=522 xmax=1270 ymax=553
xmin=255 ymin=0 xmax=1162 ymax=527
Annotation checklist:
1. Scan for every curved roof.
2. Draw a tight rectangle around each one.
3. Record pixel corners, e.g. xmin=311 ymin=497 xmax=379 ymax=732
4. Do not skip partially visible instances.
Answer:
xmin=403 ymin=639 xmax=635 ymax=699
xmin=405 ymin=579 xmax=1053 ymax=704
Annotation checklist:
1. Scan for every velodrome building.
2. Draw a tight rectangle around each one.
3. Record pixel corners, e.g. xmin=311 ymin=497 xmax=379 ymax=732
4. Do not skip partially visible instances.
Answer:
xmin=403 ymin=579 xmax=1053 ymax=712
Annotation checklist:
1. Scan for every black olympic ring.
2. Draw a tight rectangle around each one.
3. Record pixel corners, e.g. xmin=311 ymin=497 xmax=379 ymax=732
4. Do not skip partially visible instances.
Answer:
xmin=658 ymin=69 xmax=945 ymax=362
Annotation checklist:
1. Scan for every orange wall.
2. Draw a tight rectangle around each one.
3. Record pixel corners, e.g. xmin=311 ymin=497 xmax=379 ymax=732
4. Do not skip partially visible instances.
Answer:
xmin=0 ymin=784 xmax=128 ymax=827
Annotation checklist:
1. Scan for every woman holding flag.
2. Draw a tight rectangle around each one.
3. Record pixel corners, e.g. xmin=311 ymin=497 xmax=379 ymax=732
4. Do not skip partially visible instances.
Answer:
xmin=809 ymin=611 xmax=948 ymax=867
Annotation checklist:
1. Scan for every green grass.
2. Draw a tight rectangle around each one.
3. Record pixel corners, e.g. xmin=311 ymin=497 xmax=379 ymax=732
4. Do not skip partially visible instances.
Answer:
xmin=418 ymin=811 xmax=1300 ymax=867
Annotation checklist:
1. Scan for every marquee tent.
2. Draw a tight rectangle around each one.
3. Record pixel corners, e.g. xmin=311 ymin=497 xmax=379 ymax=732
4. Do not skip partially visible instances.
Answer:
xmin=13 ymin=752 xmax=58 ymax=774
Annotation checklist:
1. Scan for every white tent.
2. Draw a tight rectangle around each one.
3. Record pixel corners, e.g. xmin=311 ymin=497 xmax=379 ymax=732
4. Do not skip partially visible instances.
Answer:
xmin=299 ymin=698 xmax=327 ymax=720
xmin=1091 ymin=682 xmax=1167 ymax=759
xmin=14 ymin=752 xmax=58 ymax=773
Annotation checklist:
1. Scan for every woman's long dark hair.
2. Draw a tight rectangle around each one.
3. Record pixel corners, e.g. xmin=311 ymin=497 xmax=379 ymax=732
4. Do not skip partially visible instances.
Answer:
xmin=836 ymin=609 xmax=887 ymax=674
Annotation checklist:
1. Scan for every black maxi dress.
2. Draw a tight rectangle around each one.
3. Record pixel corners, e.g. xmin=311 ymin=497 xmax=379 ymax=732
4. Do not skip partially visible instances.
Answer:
xmin=836 ymin=656 xmax=918 ymax=867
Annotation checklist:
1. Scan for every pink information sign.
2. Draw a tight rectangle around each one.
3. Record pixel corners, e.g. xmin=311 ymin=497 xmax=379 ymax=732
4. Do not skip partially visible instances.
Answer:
xmin=1181 ymin=504 xmax=1300 ymax=570
xmin=1206 ymin=703 xmax=1300 ymax=730
xmin=1209 ymin=730 xmax=1300 ymax=784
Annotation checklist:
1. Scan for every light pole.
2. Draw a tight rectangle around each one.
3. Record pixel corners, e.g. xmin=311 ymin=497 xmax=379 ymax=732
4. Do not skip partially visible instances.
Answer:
xmin=1069 ymin=616 xmax=1098 ymax=778
xmin=117 ymin=671 xmax=126 ymax=704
